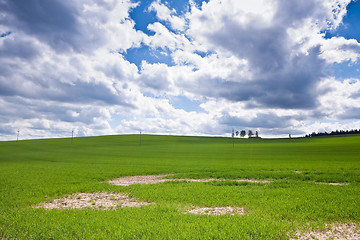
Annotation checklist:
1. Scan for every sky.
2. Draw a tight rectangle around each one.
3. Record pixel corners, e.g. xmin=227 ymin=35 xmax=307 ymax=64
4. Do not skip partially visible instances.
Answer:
xmin=0 ymin=0 xmax=360 ymax=140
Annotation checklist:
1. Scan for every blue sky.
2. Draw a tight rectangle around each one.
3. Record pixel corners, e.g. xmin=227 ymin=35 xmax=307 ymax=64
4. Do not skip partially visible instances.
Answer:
xmin=0 ymin=0 xmax=360 ymax=140
xmin=325 ymin=0 xmax=360 ymax=80
xmin=325 ymin=0 xmax=360 ymax=42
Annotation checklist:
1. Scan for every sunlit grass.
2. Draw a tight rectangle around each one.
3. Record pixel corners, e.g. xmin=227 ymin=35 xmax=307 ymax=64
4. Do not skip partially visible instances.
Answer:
xmin=0 ymin=135 xmax=359 ymax=239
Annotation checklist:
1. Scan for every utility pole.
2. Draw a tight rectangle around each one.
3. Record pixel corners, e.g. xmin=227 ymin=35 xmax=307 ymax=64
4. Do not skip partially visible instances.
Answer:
xmin=71 ymin=129 xmax=74 ymax=144
xmin=17 ymin=129 xmax=19 ymax=142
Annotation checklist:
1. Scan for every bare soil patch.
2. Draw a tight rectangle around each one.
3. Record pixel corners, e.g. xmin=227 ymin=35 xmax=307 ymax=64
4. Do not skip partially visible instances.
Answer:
xmin=316 ymin=182 xmax=349 ymax=186
xmin=109 ymin=174 xmax=270 ymax=186
xmin=292 ymin=223 xmax=360 ymax=240
xmin=108 ymin=174 xmax=172 ymax=186
xmin=185 ymin=206 xmax=245 ymax=216
xmin=234 ymin=179 xmax=271 ymax=183
xmin=164 ymin=178 xmax=270 ymax=184
xmin=34 ymin=192 xmax=152 ymax=210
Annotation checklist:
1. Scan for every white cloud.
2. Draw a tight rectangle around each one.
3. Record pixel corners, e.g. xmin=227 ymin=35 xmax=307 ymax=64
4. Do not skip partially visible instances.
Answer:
xmin=149 ymin=0 xmax=186 ymax=31
xmin=145 ymin=22 xmax=191 ymax=51
xmin=321 ymin=0 xmax=352 ymax=29
xmin=0 ymin=0 xmax=145 ymax=140
xmin=187 ymin=0 xmax=277 ymax=40
xmin=300 ymin=120 xmax=360 ymax=136
xmin=316 ymin=77 xmax=360 ymax=117
xmin=1 ymin=0 xmax=360 ymax=140
xmin=321 ymin=37 xmax=360 ymax=63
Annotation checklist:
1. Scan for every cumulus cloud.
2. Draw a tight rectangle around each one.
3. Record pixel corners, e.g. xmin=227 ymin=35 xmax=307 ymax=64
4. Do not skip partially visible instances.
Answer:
xmin=1 ymin=0 xmax=360 ymax=140
xmin=321 ymin=37 xmax=360 ymax=63
xmin=141 ymin=0 xmax=359 ymax=108
xmin=132 ymin=0 xmax=359 ymax=137
xmin=145 ymin=22 xmax=191 ymax=51
xmin=0 ymin=0 xmax=144 ymax=140
xmin=316 ymin=77 xmax=360 ymax=118
xmin=181 ymin=0 xmax=336 ymax=109
xmin=148 ymin=0 xmax=186 ymax=31
xmin=138 ymin=62 xmax=173 ymax=93
xmin=0 ymin=0 xmax=144 ymax=53
xmin=0 ymin=0 xmax=100 ymax=53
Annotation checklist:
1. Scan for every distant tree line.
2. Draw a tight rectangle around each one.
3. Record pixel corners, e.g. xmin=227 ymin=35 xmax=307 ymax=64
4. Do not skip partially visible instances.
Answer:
xmin=233 ymin=130 xmax=261 ymax=138
xmin=305 ymin=129 xmax=360 ymax=138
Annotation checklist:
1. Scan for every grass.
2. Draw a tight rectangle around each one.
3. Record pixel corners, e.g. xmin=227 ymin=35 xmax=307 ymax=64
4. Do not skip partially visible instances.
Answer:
xmin=0 ymin=134 xmax=360 ymax=239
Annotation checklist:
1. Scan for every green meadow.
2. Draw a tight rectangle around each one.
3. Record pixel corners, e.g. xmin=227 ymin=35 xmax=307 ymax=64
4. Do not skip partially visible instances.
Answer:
xmin=0 ymin=135 xmax=359 ymax=239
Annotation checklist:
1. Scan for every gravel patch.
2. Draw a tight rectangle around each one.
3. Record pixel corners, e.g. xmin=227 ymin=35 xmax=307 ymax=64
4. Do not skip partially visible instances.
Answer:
xmin=109 ymin=174 xmax=270 ymax=186
xmin=34 ymin=192 xmax=152 ymax=210
xmin=185 ymin=206 xmax=245 ymax=216
xmin=292 ymin=223 xmax=360 ymax=240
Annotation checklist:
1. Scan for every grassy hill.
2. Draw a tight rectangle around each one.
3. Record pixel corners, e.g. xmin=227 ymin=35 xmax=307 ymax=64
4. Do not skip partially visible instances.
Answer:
xmin=1 ymin=135 xmax=359 ymax=239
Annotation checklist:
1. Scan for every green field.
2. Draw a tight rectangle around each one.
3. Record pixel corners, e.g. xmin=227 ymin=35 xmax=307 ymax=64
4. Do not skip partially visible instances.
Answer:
xmin=0 ymin=135 xmax=359 ymax=239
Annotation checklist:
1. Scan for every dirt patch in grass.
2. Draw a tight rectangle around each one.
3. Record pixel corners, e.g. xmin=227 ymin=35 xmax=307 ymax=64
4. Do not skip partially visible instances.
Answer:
xmin=109 ymin=174 xmax=270 ymax=186
xmin=108 ymin=174 xmax=172 ymax=186
xmin=291 ymin=223 xmax=360 ymax=240
xmin=316 ymin=182 xmax=349 ymax=186
xmin=34 ymin=192 xmax=152 ymax=210
xmin=234 ymin=179 xmax=271 ymax=183
xmin=180 ymin=178 xmax=271 ymax=184
xmin=185 ymin=206 xmax=245 ymax=216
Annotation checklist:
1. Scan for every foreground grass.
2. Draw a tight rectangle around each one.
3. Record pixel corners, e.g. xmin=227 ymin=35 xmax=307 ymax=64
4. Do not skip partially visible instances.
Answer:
xmin=0 ymin=135 xmax=359 ymax=239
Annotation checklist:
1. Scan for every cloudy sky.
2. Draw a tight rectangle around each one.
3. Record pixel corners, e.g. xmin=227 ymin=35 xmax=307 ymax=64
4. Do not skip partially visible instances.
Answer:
xmin=1 ymin=0 xmax=360 ymax=140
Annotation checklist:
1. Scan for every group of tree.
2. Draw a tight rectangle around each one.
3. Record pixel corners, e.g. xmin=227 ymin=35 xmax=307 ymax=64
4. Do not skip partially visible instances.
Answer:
xmin=232 ymin=130 xmax=260 ymax=138
xmin=305 ymin=129 xmax=360 ymax=138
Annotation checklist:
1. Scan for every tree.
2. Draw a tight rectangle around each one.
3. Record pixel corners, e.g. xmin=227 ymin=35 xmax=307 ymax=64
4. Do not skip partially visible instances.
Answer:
xmin=255 ymin=131 xmax=259 ymax=138
xmin=240 ymin=130 xmax=246 ymax=138
xmin=236 ymin=131 xmax=239 ymax=137
xmin=248 ymin=130 xmax=253 ymax=138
